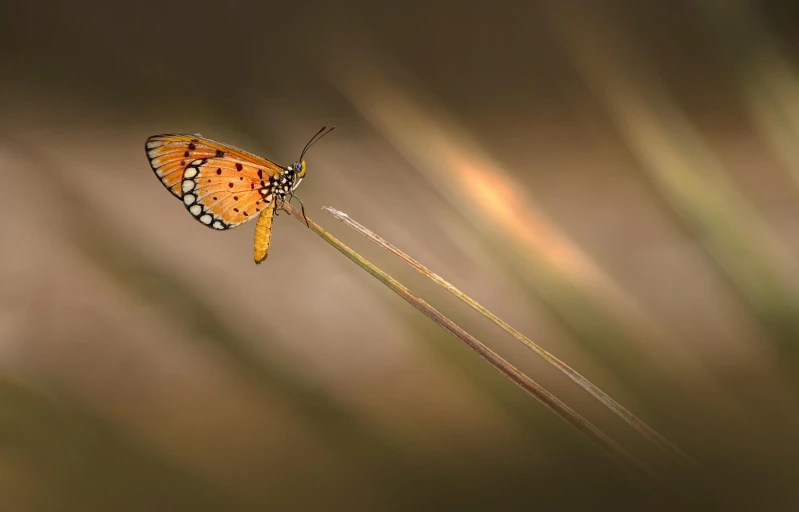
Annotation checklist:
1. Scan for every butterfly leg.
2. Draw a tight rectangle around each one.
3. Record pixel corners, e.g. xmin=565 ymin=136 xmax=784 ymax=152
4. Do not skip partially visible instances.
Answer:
xmin=289 ymin=194 xmax=310 ymax=228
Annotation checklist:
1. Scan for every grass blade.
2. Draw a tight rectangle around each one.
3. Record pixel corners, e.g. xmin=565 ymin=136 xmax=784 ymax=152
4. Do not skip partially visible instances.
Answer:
xmin=322 ymin=206 xmax=699 ymax=472
xmin=279 ymin=202 xmax=654 ymax=481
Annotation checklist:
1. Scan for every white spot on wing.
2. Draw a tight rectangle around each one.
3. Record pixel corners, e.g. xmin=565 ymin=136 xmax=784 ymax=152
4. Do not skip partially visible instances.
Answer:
xmin=146 ymin=140 xmax=159 ymax=149
xmin=190 ymin=204 xmax=202 ymax=216
xmin=191 ymin=159 xmax=204 ymax=166
xmin=183 ymin=194 xmax=196 ymax=205
xmin=213 ymin=221 xmax=224 ymax=229
xmin=183 ymin=167 xmax=198 ymax=178
xmin=200 ymin=214 xmax=213 ymax=225
xmin=182 ymin=180 xmax=195 ymax=193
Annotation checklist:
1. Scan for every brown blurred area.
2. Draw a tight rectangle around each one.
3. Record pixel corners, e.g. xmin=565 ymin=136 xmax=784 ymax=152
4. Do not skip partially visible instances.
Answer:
xmin=2 ymin=0 xmax=799 ymax=510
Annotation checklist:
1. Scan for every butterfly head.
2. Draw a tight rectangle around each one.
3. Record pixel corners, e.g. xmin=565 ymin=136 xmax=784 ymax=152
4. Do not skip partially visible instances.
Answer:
xmin=294 ymin=160 xmax=307 ymax=178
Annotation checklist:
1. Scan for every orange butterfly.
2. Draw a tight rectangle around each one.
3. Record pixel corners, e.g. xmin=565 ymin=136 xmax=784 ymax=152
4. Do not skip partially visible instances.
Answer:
xmin=146 ymin=127 xmax=334 ymax=264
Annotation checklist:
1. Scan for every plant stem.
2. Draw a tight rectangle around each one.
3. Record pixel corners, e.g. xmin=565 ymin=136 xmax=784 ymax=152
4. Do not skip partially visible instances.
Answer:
xmin=321 ymin=206 xmax=698 ymax=472
xmin=279 ymin=202 xmax=654 ymax=481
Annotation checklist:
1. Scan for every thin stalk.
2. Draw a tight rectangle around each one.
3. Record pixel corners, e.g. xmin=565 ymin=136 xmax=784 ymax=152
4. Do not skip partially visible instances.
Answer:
xmin=279 ymin=202 xmax=654 ymax=481
xmin=321 ymin=205 xmax=698 ymax=473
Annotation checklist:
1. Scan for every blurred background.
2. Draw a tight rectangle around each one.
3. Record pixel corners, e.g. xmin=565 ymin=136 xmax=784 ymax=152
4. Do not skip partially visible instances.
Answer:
xmin=2 ymin=0 xmax=799 ymax=509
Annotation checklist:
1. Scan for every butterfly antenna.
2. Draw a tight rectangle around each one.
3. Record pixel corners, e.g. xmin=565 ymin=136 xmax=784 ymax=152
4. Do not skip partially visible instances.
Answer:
xmin=300 ymin=125 xmax=336 ymax=161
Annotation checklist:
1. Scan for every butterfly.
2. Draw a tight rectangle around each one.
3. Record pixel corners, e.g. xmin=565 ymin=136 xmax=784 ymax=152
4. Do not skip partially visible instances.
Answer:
xmin=145 ymin=127 xmax=334 ymax=264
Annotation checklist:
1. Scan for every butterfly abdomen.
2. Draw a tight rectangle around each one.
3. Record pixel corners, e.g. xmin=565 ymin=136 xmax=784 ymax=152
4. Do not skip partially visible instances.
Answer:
xmin=253 ymin=203 xmax=276 ymax=264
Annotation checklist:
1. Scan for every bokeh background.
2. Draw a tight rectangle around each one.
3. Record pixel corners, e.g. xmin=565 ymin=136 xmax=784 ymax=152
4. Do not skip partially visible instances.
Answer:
xmin=2 ymin=0 xmax=799 ymax=509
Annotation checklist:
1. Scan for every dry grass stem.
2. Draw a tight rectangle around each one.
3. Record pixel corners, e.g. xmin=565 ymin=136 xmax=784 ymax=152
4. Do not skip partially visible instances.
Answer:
xmin=279 ymin=202 xmax=654 ymax=481
xmin=321 ymin=206 xmax=698 ymax=472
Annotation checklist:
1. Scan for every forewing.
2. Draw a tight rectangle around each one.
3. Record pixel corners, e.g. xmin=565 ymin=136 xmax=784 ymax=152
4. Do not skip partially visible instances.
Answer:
xmin=145 ymin=134 xmax=285 ymax=230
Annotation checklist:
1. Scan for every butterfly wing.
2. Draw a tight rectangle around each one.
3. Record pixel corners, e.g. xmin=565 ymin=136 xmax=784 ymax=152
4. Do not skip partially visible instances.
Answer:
xmin=145 ymin=134 xmax=285 ymax=230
